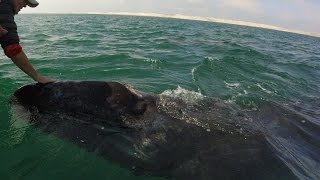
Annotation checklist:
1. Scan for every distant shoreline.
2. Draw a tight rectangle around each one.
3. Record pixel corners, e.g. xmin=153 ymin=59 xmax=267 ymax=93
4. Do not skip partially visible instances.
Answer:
xmin=22 ymin=12 xmax=320 ymax=38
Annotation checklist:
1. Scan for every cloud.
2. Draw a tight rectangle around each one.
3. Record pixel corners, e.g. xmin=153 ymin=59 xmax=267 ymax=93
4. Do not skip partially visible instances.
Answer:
xmin=217 ymin=0 xmax=263 ymax=14
xmin=267 ymin=0 xmax=320 ymax=32
xmin=187 ymin=0 xmax=204 ymax=4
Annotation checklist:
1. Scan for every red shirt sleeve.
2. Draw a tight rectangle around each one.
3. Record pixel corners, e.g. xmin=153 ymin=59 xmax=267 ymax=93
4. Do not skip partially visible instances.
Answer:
xmin=3 ymin=43 xmax=22 ymax=58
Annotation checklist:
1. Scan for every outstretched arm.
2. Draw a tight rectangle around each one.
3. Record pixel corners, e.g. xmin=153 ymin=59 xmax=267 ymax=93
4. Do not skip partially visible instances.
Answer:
xmin=11 ymin=50 xmax=54 ymax=84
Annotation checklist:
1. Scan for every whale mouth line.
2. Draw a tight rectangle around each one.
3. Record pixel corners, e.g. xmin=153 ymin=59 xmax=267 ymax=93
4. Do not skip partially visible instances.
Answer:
xmin=125 ymin=84 xmax=144 ymax=99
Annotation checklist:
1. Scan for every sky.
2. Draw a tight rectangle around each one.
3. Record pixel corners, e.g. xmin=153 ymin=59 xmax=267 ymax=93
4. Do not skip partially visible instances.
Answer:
xmin=22 ymin=0 xmax=320 ymax=33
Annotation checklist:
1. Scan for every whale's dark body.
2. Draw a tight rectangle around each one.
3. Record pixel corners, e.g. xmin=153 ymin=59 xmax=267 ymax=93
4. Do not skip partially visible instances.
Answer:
xmin=11 ymin=81 xmax=298 ymax=180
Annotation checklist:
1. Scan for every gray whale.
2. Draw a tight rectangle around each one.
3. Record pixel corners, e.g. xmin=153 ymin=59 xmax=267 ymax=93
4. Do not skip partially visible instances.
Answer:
xmin=11 ymin=81 xmax=298 ymax=180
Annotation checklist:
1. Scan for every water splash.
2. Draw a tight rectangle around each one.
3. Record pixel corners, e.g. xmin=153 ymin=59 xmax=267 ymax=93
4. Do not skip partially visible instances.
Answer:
xmin=157 ymin=86 xmax=256 ymax=135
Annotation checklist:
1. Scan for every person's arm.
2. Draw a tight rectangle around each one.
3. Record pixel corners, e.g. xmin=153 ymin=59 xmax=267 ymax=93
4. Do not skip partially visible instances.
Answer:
xmin=1 ymin=23 xmax=54 ymax=84
xmin=1 ymin=2 xmax=54 ymax=84
xmin=11 ymin=50 xmax=54 ymax=84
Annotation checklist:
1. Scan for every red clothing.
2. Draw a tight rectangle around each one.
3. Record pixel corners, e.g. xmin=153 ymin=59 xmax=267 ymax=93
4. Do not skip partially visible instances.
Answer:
xmin=3 ymin=43 xmax=22 ymax=58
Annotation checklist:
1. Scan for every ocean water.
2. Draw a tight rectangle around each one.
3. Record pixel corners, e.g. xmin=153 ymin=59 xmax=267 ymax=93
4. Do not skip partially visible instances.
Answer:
xmin=0 ymin=14 xmax=319 ymax=179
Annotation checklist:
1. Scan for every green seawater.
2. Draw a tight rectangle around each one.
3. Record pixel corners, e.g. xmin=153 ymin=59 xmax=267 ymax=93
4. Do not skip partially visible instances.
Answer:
xmin=0 ymin=14 xmax=319 ymax=179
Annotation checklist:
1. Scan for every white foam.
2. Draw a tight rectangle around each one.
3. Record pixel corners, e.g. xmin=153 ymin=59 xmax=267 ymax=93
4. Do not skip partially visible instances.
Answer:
xmin=191 ymin=67 xmax=197 ymax=82
xmin=256 ymin=83 xmax=273 ymax=94
xmin=205 ymin=56 xmax=219 ymax=61
xmin=160 ymin=86 xmax=204 ymax=104
xmin=143 ymin=58 xmax=162 ymax=63
xmin=224 ymin=81 xmax=240 ymax=89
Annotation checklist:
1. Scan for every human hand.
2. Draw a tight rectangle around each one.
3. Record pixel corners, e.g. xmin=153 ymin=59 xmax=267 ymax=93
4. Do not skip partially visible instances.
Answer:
xmin=0 ymin=26 xmax=8 ymax=38
xmin=35 ymin=75 xmax=55 ymax=84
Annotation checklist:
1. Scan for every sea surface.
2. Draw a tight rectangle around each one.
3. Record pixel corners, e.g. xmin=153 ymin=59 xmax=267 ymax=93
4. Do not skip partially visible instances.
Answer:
xmin=0 ymin=14 xmax=319 ymax=179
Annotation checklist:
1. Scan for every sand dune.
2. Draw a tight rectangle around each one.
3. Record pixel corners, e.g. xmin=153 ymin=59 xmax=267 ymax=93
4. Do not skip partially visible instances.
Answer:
xmin=87 ymin=12 xmax=320 ymax=38
xmin=24 ymin=11 xmax=320 ymax=38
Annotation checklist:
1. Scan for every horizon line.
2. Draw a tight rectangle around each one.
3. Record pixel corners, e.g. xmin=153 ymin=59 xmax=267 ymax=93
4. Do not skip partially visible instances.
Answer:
xmin=21 ymin=12 xmax=320 ymax=38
